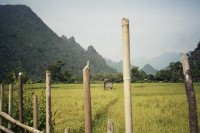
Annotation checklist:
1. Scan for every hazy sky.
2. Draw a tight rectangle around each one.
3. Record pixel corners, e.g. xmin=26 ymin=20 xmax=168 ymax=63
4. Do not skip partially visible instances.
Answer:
xmin=1 ymin=0 xmax=200 ymax=62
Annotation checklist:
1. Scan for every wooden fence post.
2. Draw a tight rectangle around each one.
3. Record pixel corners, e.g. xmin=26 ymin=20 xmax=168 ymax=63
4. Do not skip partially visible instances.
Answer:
xmin=46 ymin=70 xmax=52 ymax=133
xmin=33 ymin=95 xmax=38 ymax=129
xmin=18 ymin=72 xmax=24 ymax=133
xmin=8 ymin=84 xmax=13 ymax=129
xmin=65 ymin=128 xmax=70 ymax=133
xmin=0 ymin=83 xmax=4 ymax=133
xmin=83 ymin=61 xmax=92 ymax=133
xmin=107 ymin=119 xmax=114 ymax=133
xmin=181 ymin=53 xmax=199 ymax=133
xmin=122 ymin=18 xmax=133 ymax=133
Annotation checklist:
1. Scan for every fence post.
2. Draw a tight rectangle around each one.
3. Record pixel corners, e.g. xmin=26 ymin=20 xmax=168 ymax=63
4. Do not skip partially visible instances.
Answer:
xmin=33 ymin=95 xmax=38 ymax=129
xmin=0 ymin=83 xmax=4 ymax=133
xmin=83 ymin=61 xmax=92 ymax=133
xmin=8 ymin=84 xmax=13 ymax=129
xmin=181 ymin=53 xmax=199 ymax=133
xmin=107 ymin=119 xmax=114 ymax=133
xmin=46 ymin=70 xmax=52 ymax=133
xmin=122 ymin=18 xmax=133 ymax=133
xmin=18 ymin=72 xmax=24 ymax=133
xmin=65 ymin=128 xmax=70 ymax=133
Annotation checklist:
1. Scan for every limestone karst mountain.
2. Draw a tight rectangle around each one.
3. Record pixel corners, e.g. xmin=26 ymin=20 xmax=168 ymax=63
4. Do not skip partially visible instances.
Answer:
xmin=141 ymin=64 xmax=157 ymax=75
xmin=0 ymin=5 xmax=116 ymax=82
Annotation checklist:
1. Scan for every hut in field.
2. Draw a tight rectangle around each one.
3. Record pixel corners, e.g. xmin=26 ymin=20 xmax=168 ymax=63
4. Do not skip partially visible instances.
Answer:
xmin=104 ymin=79 xmax=113 ymax=90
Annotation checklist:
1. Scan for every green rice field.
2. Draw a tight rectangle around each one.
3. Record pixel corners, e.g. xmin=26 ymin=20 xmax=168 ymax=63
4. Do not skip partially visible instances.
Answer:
xmin=26 ymin=83 xmax=200 ymax=133
xmin=12 ymin=83 xmax=200 ymax=132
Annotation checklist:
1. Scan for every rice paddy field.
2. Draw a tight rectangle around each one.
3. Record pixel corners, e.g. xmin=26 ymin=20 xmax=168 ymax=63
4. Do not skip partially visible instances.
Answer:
xmin=17 ymin=83 xmax=200 ymax=132
xmin=30 ymin=82 xmax=200 ymax=133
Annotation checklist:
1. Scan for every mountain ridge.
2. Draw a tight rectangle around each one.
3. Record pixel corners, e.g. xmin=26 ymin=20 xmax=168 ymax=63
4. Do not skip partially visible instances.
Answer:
xmin=132 ymin=52 xmax=181 ymax=70
xmin=106 ymin=52 xmax=181 ymax=72
xmin=0 ymin=5 xmax=116 ymax=82
xmin=141 ymin=64 xmax=157 ymax=75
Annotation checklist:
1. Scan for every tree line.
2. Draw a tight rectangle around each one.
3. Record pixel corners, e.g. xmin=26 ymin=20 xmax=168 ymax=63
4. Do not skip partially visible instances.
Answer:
xmin=1 ymin=41 xmax=200 ymax=84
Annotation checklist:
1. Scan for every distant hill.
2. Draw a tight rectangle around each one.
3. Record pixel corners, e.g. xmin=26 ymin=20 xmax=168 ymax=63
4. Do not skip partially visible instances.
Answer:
xmin=105 ymin=59 xmax=134 ymax=73
xmin=0 ymin=5 xmax=116 ymax=82
xmin=106 ymin=52 xmax=180 ymax=72
xmin=132 ymin=52 xmax=181 ymax=70
xmin=105 ymin=59 xmax=123 ymax=72
xmin=142 ymin=64 xmax=157 ymax=75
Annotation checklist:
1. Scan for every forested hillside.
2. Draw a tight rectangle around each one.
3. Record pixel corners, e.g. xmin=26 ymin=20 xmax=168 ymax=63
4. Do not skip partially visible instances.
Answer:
xmin=0 ymin=5 xmax=116 ymax=83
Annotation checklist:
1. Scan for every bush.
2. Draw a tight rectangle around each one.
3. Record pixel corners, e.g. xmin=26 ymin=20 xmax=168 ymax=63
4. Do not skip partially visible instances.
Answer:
xmin=2 ymin=87 xmax=47 ymax=132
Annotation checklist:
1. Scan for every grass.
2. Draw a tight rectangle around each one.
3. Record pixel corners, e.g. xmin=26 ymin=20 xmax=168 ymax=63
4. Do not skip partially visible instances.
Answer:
xmin=3 ymin=83 xmax=200 ymax=132
xmin=48 ymin=83 xmax=200 ymax=133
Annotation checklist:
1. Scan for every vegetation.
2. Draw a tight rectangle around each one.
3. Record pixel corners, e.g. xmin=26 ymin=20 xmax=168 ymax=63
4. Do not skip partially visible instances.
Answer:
xmin=142 ymin=64 xmax=157 ymax=75
xmin=12 ymin=83 xmax=199 ymax=133
xmin=155 ymin=62 xmax=183 ymax=82
xmin=188 ymin=41 xmax=200 ymax=82
xmin=0 ymin=5 xmax=116 ymax=83
xmin=1 ymin=85 xmax=46 ymax=132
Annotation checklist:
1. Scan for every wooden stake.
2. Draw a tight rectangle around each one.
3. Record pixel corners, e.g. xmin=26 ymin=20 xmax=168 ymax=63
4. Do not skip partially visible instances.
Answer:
xmin=107 ymin=119 xmax=114 ymax=133
xmin=83 ymin=61 xmax=92 ymax=133
xmin=65 ymin=128 xmax=70 ymax=133
xmin=18 ymin=72 xmax=24 ymax=133
xmin=122 ymin=18 xmax=133 ymax=133
xmin=181 ymin=53 xmax=199 ymax=133
xmin=33 ymin=95 xmax=38 ymax=129
xmin=46 ymin=70 xmax=52 ymax=133
xmin=0 ymin=83 xmax=4 ymax=133
xmin=8 ymin=84 xmax=13 ymax=129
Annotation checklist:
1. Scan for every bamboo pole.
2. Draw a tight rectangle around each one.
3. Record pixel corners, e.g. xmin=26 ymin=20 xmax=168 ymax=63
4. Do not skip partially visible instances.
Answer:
xmin=46 ymin=70 xmax=52 ymax=133
xmin=107 ymin=119 xmax=114 ymax=133
xmin=0 ymin=125 xmax=14 ymax=133
xmin=83 ymin=61 xmax=92 ymax=133
xmin=8 ymin=84 xmax=13 ymax=129
xmin=181 ymin=53 xmax=199 ymax=133
xmin=0 ymin=83 xmax=4 ymax=133
xmin=65 ymin=128 xmax=70 ymax=133
xmin=33 ymin=95 xmax=38 ymax=129
xmin=18 ymin=72 xmax=24 ymax=133
xmin=122 ymin=18 xmax=133 ymax=133
xmin=0 ymin=111 xmax=43 ymax=133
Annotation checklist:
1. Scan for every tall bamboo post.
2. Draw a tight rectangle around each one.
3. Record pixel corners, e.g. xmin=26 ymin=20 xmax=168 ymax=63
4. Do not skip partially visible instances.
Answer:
xmin=46 ymin=70 xmax=52 ymax=133
xmin=181 ymin=53 xmax=199 ymax=133
xmin=33 ymin=95 xmax=38 ymax=129
xmin=18 ymin=72 xmax=24 ymax=133
xmin=8 ymin=84 xmax=13 ymax=129
xmin=0 ymin=83 xmax=4 ymax=133
xmin=83 ymin=61 xmax=92 ymax=133
xmin=122 ymin=18 xmax=133 ymax=133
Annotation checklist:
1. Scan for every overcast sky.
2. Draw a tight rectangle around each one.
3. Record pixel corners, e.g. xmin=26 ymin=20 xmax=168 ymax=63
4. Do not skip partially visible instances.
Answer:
xmin=1 ymin=0 xmax=200 ymax=62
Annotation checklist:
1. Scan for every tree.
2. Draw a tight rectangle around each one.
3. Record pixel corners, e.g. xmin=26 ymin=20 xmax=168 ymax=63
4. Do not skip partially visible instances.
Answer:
xmin=167 ymin=62 xmax=183 ymax=82
xmin=131 ymin=66 xmax=148 ymax=82
xmin=188 ymin=41 xmax=200 ymax=82
xmin=155 ymin=62 xmax=183 ymax=82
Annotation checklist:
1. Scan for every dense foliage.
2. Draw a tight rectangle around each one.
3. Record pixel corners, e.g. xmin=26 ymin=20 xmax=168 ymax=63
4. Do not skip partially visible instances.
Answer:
xmin=155 ymin=62 xmax=183 ymax=82
xmin=2 ymin=87 xmax=46 ymax=132
xmin=0 ymin=5 xmax=116 ymax=83
xmin=188 ymin=41 xmax=200 ymax=82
